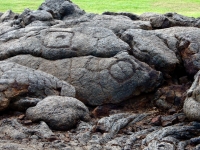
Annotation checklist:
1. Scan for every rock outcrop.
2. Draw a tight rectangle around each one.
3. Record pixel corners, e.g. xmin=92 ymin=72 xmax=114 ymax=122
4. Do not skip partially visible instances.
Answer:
xmin=121 ymin=27 xmax=200 ymax=76
xmin=0 ymin=61 xmax=75 ymax=111
xmin=121 ymin=29 xmax=179 ymax=74
xmin=0 ymin=0 xmax=200 ymax=149
xmin=0 ymin=26 xmax=129 ymax=59
xmin=7 ymin=52 xmax=163 ymax=105
xmin=39 ymin=0 xmax=85 ymax=20
xmin=140 ymin=12 xmax=200 ymax=29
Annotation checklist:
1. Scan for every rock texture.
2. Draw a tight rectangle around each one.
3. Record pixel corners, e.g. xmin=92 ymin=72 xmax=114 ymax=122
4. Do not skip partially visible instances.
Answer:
xmin=26 ymin=96 xmax=90 ymax=130
xmin=0 ymin=26 xmax=130 ymax=59
xmin=0 ymin=0 xmax=200 ymax=149
xmin=74 ymin=15 xmax=152 ymax=34
xmin=39 ymin=0 xmax=85 ymax=20
xmin=9 ymin=97 xmax=41 ymax=111
xmin=0 ymin=61 xmax=75 ymax=111
xmin=7 ymin=52 xmax=163 ymax=105
xmin=184 ymin=71 xmax=200 ymax=121
xmin=140 ymin=12 xmax=200 ymax=29
xmin=121 ymin=27 xmax=200 ymax=76
xmin=121 ymin=29 xmax=179 ymax=73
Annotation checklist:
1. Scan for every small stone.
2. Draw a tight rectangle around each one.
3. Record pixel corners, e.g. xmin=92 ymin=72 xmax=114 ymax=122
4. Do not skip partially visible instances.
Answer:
xmin=65 ymin=138 xmax=70 ymax=142
xmin=65 ymin=147 xmax=73 ymax=150
xmin=26 ymin=96 xmax=90 ymax=130
xmin=92 ymin=105 xmax=110 ymax=118
xmin=65 ymin=133 xmax=70 ymax=138
xmin=156 ymin=99 xmax=172 ymax=110
xmin=23 ymin=120 xmax=32 ymax=125
xmin=151 ymin=115 xmax=161 ymax=126
xmin=30 ymin=135 xmax=39 ymax=139
xmin=47 ymin=135 xmax=58 ymax=142
xmin=177 ymin=114 xmax=186 ymax=122
xmin=165 ymin=90 xmax=175 ymax=104
xmin=18 ymin=114 xmax=25 ymax=120
xmin=10 ymin=97 xmax=41 ymax=111
xmin=70 ymin=141 xmax=78 ymax=146
xmin=92 ymin=104 xmax=119 ymax=118
xmin=168 ymin=108 xmax=177 ymax=115
xmin=161 ymin=115 xmax=178 ymax=127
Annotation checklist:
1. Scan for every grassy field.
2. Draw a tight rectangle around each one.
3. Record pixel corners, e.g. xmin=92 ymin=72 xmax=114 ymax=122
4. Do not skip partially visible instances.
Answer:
xmin=0 ymin=0 xmax=200 ymax=18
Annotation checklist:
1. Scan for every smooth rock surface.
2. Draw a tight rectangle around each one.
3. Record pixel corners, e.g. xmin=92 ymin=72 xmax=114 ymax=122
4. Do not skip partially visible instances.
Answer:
xmin=7 ymin=52 xmax=163 ymax=105
xmin=76 ymin=14 xmax=152 ymax=34
xmin=0 ymin=26 xmax=129 ymax=59
xmin=26 ymin=96 xmax=90 ymax=130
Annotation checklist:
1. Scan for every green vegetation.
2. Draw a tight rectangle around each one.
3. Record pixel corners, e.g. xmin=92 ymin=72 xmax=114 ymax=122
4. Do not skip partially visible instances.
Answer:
xmin=0 ymin=0 xmax=44 ymax=13
xmin=73 ymin=0 xmax=200 ymax=18
xmin=0 ymin=0 xmax=200 ymax=18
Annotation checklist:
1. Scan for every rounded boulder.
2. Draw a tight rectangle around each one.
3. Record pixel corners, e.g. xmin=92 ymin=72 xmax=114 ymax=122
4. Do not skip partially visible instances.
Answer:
xmin=26 ymin=96 xmax=90 ymax=130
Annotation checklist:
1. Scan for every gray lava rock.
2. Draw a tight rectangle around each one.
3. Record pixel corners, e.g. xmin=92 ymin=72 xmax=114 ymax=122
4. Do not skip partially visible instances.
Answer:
xmin=121 ymin=29 xmax=179 ymax=73
xmin=150 ymin=15 xmax=170 ymax=29
xmin=143 ymin=123 xmax=200 ymax=144
xmin=102 ymin=12 xmax=140 ymax=20
xmin=140 ymin=13 xmax=170 ymax=29
xmin=1 ymin=0 xmax=200 ymax=149
xmin=10 ymin=97 xmax=41 ymax=111
xmin=0 ymin=10 xmax=18 ymax=22
xmin=0 ymin=119 xmax=58 ymax=149
xmin=142 ymin=122 xmax=200 ymax=149
xmin=140 ymin=12 xmax=162 ymax=21
xmin=0 ymin=20 xmax=17 ymax=35
xmin=0 ymin=142 xmax=36 ymax=150
xmin=7 ymin=52 xmax=163 ymax=105
xmin=140 ymin=12 xmax=200 ymax=28
xmin=0 ymin=119 xmax=55 ymax=140
xmin=63 ymin=13 xmax=96 ymax=28
xmin=76 ymin=14 xmax=152 ymax=34
xmin=144 ymin=140 xmax=175 ymax=150
xmin=165 ymin=12 xmax=199 ymax=27
xmin=184 ymin=71 xmax=200 ymax=121
xmin=94 ymin=113 xmax=148 ymax=144
xmin=26 ymin=96 xmax=90 ymax=130
xmin=25 ymin=20 xmax=57 ymax=27
xmin=0 ymin=61 xmax=75 ymax=111
xmin=0 ymin=119 xmax=27 ymax=140
xmin=19 ymin=9 xmax=53 ymax=25
xmin=174 ymin=28 xmax=200 ymax=76
xmin=39 ymin=0 xmax=85 ymax=20
xmin=122 ymin=27 xmax=200 ymax=75
xmin=154 ymin=84 xmax=190 ymax=111
xmin=0 ymin=26 xmax=129 ymax=59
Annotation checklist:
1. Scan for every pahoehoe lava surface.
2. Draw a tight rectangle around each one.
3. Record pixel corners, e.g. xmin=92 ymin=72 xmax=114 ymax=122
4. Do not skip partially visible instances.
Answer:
xmin=0 ymin=0 xmax=200 ymax=149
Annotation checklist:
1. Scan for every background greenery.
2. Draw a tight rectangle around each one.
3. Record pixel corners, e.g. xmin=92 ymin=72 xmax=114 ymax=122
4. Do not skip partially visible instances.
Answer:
xmin=0 ymin=0 xmax=200 ymax=18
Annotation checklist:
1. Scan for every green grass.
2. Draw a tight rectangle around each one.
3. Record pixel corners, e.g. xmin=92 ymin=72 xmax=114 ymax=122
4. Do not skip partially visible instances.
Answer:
xmin=72 ymin=0 xmax=200 ymax=18
xmin=0 ymin=0 xmax=44 ymax=13
xmin=0 ymin=0 xmax=200 ymax=18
